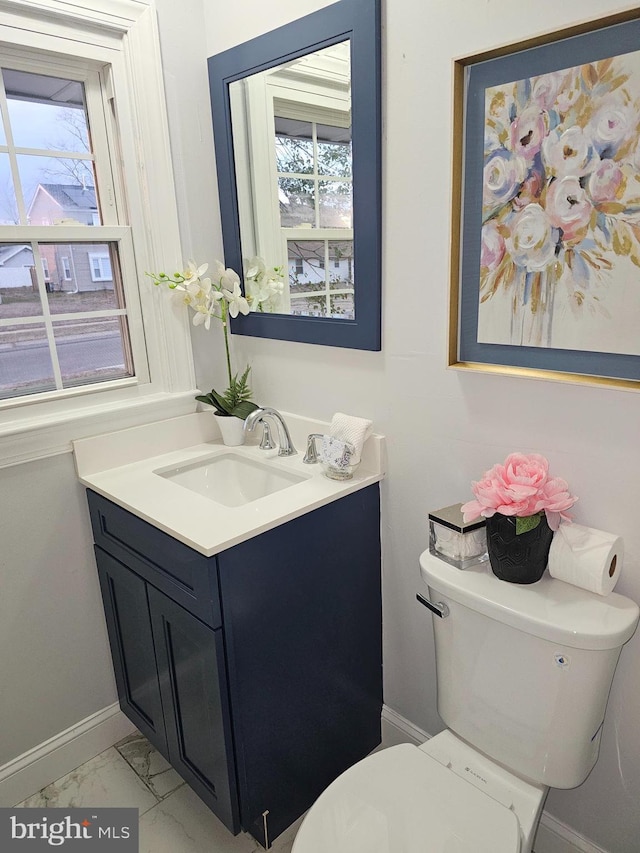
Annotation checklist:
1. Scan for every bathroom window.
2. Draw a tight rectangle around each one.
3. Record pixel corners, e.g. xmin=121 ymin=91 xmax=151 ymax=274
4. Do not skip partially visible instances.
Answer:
xmin=0 ymin=1 xmax=194 ymax=464
xmin=0 ymin=59 xmax=141 ymax=399
xmin=276 ymin=115 xmax=355 ymax=318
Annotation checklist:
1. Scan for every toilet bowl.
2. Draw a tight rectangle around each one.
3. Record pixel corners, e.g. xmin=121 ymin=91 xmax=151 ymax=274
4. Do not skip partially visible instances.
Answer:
xmin=292 ymin=730 xmax=546 ymax=853
xmin=291 ymin=552 xmax=639 ymax=853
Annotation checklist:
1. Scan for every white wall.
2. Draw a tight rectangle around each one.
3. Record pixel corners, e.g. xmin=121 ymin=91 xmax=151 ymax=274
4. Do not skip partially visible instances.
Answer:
xmin=189 ymin=2 xmax=640 ymax=852
xmin=0 ymin=453 xmax=116 ymax=765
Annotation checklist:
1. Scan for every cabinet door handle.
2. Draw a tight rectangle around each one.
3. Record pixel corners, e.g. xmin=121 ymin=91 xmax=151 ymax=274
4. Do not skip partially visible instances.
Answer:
xmin=416 ymin=593 xmax=449 ymax=618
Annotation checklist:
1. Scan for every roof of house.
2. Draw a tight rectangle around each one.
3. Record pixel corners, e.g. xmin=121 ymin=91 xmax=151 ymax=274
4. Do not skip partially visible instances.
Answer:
xmin=0 ymin=244 xmax=33 ymax=266
xmin=38 ymin=183 xmax=97 ymax=211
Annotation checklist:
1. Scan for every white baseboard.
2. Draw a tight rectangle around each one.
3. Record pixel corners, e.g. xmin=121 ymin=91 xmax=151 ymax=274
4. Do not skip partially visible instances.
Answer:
xmin=0 ymin=703 xmax=136 ymax=807
xmin=381 ymin=705 xmax=609 ymax=853
xmin=533 ymin=815 xmax=610 ymax=853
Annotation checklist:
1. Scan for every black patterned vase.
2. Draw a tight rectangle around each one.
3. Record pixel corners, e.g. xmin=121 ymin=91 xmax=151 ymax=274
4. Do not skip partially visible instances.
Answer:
xmin=485 ymin=512 xmax=553 ymax=584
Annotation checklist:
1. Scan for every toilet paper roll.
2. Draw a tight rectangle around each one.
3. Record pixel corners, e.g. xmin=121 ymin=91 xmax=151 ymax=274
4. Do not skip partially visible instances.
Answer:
xmin=548 ymin=523 xmax=623 ymax=595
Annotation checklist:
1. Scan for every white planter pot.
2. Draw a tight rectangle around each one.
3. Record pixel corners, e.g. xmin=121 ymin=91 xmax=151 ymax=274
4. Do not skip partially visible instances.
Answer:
xmin=215 ymin=413 xmax=246 ymax=446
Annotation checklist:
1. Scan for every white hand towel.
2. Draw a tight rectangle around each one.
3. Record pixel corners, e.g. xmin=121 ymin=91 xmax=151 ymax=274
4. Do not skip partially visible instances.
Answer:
xmin=330 ymin=412 xmax=373 ymax=465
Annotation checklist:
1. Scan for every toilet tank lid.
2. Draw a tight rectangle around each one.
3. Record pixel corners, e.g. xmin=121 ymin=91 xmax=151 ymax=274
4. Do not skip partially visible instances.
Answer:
xmin=420 ymin=551 xmax=639 ymax=650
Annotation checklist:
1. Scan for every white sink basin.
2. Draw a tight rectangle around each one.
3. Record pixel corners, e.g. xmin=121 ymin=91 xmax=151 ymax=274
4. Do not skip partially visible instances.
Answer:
xmin=154 ymin=451 xmax=309 ymax=507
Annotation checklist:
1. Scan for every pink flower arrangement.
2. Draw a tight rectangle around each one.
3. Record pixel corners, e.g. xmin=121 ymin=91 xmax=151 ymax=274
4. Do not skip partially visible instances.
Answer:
xmin=461 ymin=452 xmax=577 ymax=532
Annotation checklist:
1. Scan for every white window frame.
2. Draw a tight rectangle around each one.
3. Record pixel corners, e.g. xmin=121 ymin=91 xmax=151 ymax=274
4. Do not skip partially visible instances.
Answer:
xmin=88 ymin=251 xmax=112 ymax=282
xmin=60 ymin=255 xmax=71 ymax=280
xmin=232 ymin=61 xmax=354 ymax=317
xmin=40 ymin=256 xmax=49 ymax=279
xmin=0 ymin=0 xmax=196 ymax=469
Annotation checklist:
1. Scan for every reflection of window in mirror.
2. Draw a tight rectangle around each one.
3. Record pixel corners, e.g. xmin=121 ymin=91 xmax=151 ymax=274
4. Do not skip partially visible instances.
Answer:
xmin=230 ymin=40 xmax=353 ymax=318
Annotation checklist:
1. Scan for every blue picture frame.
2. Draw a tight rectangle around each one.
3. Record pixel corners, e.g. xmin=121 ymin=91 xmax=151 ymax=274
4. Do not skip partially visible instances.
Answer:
xmin=451 ymin=10 xmax=640 ymax=388
xmin=208 ymin=0 xmax=381 ymax=351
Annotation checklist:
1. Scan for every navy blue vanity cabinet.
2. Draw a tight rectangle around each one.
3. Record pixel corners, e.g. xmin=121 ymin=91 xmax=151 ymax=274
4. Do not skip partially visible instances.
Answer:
xmin=87 ymin=484 xmax=382 ymax=849
xmin=89 ymin=492 xmax=239 ymax=835
xmin=217 ymin=484 xmax=382 ymax=847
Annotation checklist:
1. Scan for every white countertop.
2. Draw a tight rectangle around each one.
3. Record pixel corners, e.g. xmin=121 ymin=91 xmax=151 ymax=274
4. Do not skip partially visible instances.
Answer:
xmin=73 ymin=412 xmax=386 ymax=557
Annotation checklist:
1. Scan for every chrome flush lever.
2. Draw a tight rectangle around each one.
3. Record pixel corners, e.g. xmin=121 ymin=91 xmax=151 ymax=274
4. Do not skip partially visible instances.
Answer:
xmin=416 ymin=593 xmax=450 ymax=618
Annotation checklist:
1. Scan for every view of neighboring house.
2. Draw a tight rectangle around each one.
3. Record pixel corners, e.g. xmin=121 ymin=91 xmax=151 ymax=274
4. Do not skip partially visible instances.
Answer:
xmin=0 ymin=244 xmax=35 ymax=290
xmin=27 ymin=183 xmax=114 ymax=293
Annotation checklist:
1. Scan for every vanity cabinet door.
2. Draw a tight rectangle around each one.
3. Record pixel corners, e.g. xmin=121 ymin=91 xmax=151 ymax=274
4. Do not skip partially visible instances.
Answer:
xmin=148 ymin=586 xmax=239 ymax=834
xmin=218 ymin=484 xmax=382 ymax=847
xmin=95 ymin=547 xmax=169 ymax=759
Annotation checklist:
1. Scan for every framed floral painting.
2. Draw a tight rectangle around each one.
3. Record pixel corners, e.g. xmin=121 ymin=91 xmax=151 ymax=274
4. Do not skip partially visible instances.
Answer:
xmin=450 ymin=11 xmax=640 ymax=388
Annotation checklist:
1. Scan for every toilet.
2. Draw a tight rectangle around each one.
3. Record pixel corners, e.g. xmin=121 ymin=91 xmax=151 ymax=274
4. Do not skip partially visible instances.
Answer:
xmin=292 ymin=550 xmax=639 ymax=853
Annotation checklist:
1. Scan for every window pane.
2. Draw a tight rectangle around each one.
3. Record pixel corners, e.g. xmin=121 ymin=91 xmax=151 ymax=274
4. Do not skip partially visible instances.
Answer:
xmin=319 ymin=180 xmax=352 ymax=228
xmin=279 ymin=178 xmax=315 ymax=227
xmin=0 ymin=323 xmax=55 ymax=398
xmin=317 ymin=123 xmax=352 ymax=177
xmin=41 ymin=242 xmax=123 ymax=312
xmin=290 ymin=295 xmax=327 ymax=317
xmin=53 ymin=315 xmax=132 ymax=388
xmin=0 ymin=244 xmax=41 ymax=318
xmin=328 ymin=240 xmax=354 ymax=290
xmin=17 ymin=155 xmax=99 ymax=225
xmin=290 ymin=294 xmax=351 ymax=319
xmin=4 ymin=68 xmax=89 ymax=152
xmin=0 ymin=153 xmax=18 ymax=224
xmin=275 ymin=117 xmax=313 ymax=174
xmin=287 ymin=240 xmax=326 ymax=292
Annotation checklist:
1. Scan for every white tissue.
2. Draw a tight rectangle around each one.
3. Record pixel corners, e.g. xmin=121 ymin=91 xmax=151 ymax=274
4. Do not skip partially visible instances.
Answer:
xmin=330 ymin=412 xmax=373 ymax=465
xmin=548 ymin=523 xmax=623 ymax=596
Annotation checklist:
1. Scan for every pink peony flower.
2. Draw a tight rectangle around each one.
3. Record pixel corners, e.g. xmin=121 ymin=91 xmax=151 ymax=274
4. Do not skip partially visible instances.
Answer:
xmin=509 ymin=107 xmax=549 ymax=160
xmin=512 ymin=171 xmax=544 ymax=211
xmin=588 ymin=160 xmax=626 ymax=205
xmin=533 ymin=477 xmax=577 ymax=530
xmin=480 ymin=221 xmax=506 ymax=271
xmin=462 ymin=452 xmax=577 ymax=530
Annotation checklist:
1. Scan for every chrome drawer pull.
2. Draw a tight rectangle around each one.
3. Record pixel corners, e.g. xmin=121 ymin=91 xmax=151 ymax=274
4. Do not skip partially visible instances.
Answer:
xmin=416 ymin=593 xmax=449 ymax=618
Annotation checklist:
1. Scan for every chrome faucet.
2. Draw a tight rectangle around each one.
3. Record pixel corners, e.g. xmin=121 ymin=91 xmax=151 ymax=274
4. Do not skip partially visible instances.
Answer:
xmin=244 ymin=407 xmax=297 ymax=457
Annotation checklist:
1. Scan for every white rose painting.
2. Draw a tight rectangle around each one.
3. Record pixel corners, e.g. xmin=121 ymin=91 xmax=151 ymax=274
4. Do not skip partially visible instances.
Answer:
xmin=477 ymin=53 xmax=640 ymax=355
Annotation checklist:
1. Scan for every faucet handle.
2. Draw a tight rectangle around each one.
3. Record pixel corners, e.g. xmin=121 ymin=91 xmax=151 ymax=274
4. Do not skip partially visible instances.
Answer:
xmin=303 ymin=433 xmax=323 ymax=464
xmin=259 ymin=420 xmax=276 ymax=451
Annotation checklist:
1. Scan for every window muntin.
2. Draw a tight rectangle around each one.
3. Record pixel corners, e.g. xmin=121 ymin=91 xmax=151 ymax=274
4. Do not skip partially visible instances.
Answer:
xmin=0 ymin=238 xmax=132 ymax=400
xmin=273 ymin=114 xmax=354 ymax=317
xmin=288 ymin=238 xmax=354 ymax=318
xmin=0 ymin=58 xmax=141 ymax=401
xmin=275 ymin=116 xmax=352 ymax=231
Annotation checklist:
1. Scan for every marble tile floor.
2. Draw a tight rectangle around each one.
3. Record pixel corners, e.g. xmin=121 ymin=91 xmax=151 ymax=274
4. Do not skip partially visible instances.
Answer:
xmin=15 ymin=732 xmax=301 ymax=852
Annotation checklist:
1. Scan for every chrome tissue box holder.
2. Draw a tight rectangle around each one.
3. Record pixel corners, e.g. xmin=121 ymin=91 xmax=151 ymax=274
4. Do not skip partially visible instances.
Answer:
xmin=428 ymin=503 xmax=488 ymax=570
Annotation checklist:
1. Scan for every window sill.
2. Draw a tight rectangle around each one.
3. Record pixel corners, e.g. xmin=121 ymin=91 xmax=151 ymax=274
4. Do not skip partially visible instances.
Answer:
xmin=0 ymin=387 xmax=199 ymax=470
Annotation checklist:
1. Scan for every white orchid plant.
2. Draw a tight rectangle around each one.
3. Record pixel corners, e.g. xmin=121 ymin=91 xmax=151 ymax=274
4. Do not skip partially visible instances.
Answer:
xmin=244 ymin=256 xmax=285 ymax=313
xmin=147 ymin=261 xmax=259 ymax=420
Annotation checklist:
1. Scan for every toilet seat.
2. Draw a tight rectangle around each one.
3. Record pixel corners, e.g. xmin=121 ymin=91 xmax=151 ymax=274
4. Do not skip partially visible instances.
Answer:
xmin=291 ymin=743 xmax=521 ymax=853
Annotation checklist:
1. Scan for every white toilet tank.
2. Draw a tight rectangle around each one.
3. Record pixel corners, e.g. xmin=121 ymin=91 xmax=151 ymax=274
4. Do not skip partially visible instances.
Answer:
xmin=419 ymin=551 xmax=639 ymax=789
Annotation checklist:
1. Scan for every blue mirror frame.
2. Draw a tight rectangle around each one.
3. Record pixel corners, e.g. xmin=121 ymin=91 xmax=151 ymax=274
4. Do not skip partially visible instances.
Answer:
xmin=208 ymin=0 xmax=381 ymax=351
